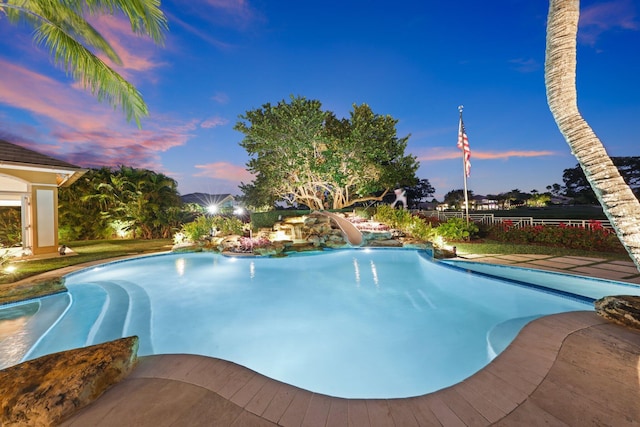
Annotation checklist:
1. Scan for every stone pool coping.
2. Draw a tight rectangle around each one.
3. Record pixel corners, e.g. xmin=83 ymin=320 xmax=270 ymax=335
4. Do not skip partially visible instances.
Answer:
xmin=60 ymin=310 xmax=640 ymax=426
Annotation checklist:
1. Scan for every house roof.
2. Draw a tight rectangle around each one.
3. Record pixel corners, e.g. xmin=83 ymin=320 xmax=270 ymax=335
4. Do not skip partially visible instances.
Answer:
xmin=0 ymin=139 xmax=87 ymax=187
xmin=0 ymin=139 xmax=82 ymax=170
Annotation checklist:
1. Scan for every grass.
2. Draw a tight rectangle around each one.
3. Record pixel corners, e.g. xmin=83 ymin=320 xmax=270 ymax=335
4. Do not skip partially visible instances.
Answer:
xmin=453 ymin=239 xmax=634 ymax=262
xmin=1 ymin=239 xmax=172 ymax=284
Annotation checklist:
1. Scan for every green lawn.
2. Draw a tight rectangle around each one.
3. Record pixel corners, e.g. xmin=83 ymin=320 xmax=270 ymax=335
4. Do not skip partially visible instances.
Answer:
xmin=453 ymin=240 xmax=633 ymax=262
xmin=1 ymin=239 xmax=173 ymax=284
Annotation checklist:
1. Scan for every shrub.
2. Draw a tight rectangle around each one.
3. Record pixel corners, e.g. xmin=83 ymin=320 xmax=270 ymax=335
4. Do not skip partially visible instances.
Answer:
xmin=211 ymin=216 xmax=244 ymax=236
xmin=486 ymin=221 xmax=625 ymax=253
xmin=436 ymin=217 xmax=479 ymax=241
xmin=373 ymin=205 xmax=437 ymax=241
xmin=178 ymin=215 xmax=245 ymax=243
xmin=373 ymin=205 xmax=413 ymax=229
xmin=180 ymin=215 xmax=214 ymax=242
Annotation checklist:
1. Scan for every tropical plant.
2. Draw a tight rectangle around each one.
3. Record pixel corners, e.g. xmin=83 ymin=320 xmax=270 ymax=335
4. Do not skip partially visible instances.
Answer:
xmin=59 ymin=166 xmax=184 ymax=240
xmin=0 ymin=207 xmax=21 ymax=246
xmin=0 ymin=0 xmax=167 ymax=126
xmin=545 ymin=0 xmax=640 ymax=271
xmin=236 ymin=96 xmax=419 ymax=210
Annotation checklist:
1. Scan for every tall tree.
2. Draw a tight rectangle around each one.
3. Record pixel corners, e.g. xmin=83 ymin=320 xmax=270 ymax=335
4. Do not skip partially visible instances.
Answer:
xmin=405 ymin=178 xmax=435 ymax=208
xmin=0 ymin=0 xmax=167 ymax=126
xmin=545 ymin=0 xmax=640 ymax=270
xmin=236 ymin=96 xmax=419 ymax=210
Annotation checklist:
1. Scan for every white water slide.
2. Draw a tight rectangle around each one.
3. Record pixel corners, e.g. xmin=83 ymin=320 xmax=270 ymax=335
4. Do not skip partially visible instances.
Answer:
xmin=313 ymin=211 xmax=363 ymax=247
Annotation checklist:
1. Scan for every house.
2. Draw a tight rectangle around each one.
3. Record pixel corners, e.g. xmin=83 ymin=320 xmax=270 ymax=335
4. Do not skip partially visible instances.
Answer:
xmin=0 ymin=140 xmax=87 ymax=256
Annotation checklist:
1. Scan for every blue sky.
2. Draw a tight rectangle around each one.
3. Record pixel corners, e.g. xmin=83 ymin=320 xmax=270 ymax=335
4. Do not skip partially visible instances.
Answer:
xmin=1 ymin=0 xmax=638 ymax=201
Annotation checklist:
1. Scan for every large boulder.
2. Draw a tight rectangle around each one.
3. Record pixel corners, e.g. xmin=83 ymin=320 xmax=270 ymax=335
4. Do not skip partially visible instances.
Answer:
xmin=0 ymin=336 xmax=139 ymax=426
xmin=594 ymin=295 xmax=640 ymax=330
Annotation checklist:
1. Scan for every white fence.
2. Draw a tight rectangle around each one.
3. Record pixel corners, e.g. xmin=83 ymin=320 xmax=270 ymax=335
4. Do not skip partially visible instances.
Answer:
xmin=422 ymin=211 xmax=613 ymax=230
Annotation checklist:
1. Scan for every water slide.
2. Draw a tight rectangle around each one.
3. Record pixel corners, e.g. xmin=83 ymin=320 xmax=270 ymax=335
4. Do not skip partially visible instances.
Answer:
xmin=313 ymin=211 xmax=363 ymax=247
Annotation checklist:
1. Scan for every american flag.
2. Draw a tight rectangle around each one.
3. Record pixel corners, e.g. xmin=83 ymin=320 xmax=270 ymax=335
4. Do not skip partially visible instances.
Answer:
xmin=457 ymin=117 xmax=471 ymax=177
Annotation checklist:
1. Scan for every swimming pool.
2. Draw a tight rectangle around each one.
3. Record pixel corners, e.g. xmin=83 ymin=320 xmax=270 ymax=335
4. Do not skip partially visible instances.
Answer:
xmin=0 ymin=249 xmax=617 ymax=398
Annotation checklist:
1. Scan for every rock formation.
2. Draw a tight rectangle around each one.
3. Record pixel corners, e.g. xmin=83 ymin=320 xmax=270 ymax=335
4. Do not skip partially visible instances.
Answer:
xmin=594 ymin=295 xmax=640 ymax=330
xmin=0 ymin=336 xmax=139 ymax=426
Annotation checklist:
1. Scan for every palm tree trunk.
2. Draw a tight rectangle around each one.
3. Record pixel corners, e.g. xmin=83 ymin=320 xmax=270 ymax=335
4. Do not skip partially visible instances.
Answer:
xmin=545 ymin=0 xmax=640 ymax=271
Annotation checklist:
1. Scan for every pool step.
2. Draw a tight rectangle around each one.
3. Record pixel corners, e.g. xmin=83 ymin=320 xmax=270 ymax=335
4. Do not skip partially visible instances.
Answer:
xmin=25 ymin=285 xmax=108 ymax=360
xmin=87 ymin=281 xmax=130 ymax=345
xmin=25 ymin=281 xmax=154 ymax=361
xmin=0 ymin=293 xmax=70 ymax=369
xmin=486 ymin=315 xmax=539 ymax=358
xmin=86 ymin=280 xmax=153 ymax=354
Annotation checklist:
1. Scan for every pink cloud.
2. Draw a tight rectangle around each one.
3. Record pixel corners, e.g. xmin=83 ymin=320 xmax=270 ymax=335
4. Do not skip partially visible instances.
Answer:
xmin=212 ymin=92 xmax=230 ymax=104
xmin=0 ymin=59 xmax=194 ymax=170
xmin=0 ymin=60 xmax=110 ymax=130
xmin=194 ymin=162 xmax=254 ymax=182
xmin=417 ymin=148 xmax=556 ymax=162
xmin=89 ymin=15 xmax=167 ymax=81
xmin=579 ymin=0 xmax=638 ymax=45
xmin=201 ymin=116 xmax=229 ymax=128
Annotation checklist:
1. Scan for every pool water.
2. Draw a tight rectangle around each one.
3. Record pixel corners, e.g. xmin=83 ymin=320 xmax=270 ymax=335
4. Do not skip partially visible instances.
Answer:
xmin=0 ymin=249 xmax=603 ymax=398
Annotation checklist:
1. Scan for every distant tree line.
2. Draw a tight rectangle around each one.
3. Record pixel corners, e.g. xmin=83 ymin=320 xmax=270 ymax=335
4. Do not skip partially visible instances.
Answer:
xmin=434 ymin=157 xmax=640 ymax=210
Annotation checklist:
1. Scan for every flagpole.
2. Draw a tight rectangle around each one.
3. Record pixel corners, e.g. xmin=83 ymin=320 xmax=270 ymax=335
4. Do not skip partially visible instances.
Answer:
xmin=458 ymin=105 xmax=470 ymax=223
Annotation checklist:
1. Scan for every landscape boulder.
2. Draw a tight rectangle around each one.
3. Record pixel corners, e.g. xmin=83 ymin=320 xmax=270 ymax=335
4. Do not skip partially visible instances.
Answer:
xmin=0 ymin=336 xmax=139 ymax=426
xmin=594 ymin=295 xmax=640 ymax=330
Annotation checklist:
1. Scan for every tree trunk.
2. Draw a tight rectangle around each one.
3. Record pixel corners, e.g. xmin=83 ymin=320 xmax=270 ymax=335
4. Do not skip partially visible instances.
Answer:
xmin=545 ymin=0 xmax=640 ymax=271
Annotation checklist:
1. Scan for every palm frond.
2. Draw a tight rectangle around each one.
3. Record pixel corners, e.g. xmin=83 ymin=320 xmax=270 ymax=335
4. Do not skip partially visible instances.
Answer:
xmin=64 ymin=0 xmax=168 ymax=43
xmin=1 ymin=0 xmax=167 ymax=126
xmin=35 ymin=22 xmax=148 ymax=126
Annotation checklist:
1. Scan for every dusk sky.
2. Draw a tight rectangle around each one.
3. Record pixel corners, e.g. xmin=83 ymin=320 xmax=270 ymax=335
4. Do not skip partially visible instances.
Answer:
xmin=1 ymin=0 xmax=638 ymax=201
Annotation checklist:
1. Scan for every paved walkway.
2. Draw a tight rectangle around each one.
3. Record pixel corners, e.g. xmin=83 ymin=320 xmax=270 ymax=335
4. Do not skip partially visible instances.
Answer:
xmin=56 ymin=255 xmax=640 ymax=426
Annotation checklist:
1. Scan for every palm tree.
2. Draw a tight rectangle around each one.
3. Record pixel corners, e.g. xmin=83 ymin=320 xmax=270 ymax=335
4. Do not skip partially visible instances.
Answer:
xmin=545 ymin=0 xmax=640 ymax=271
xmin=0 ymin=0 xmax=167 ymax=126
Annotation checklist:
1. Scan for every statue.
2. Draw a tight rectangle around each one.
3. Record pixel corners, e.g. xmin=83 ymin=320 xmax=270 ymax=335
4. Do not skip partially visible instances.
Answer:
xmin=391 ymin=188 xmax=407 ymax=209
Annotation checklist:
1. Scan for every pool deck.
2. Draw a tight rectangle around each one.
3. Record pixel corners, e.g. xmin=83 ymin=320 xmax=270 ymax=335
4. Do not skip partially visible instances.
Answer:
xmin=59 ymin=254 xmax=640 ymax=426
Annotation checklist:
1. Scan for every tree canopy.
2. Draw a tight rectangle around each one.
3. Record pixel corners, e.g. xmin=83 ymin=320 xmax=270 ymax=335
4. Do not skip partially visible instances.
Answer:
xmin=1 ymin=0 xmax=167 ymax=126
xmin=235 ymin=96 xmax=419 ymax=210
xmin=562 ymin=157 xmax=640 ymax=204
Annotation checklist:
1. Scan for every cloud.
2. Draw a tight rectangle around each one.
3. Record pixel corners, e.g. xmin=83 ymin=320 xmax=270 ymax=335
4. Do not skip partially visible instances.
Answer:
xmin=201 ymin=116 xmax=229 ymax=128
xmin=199 ymin=0 xmax=260 ymax=27
xmin=416 ymin=148 xmax=556 ymax=162
xmin=165 ymin=0 xmax=263 ymax=46
xmin=0 ymin=60 xmax=193 ymax=170
xmin=508 ymin=58 xmax=539 ymax=73
xmin=164 ymin=12 xmax=234 ymax=50
xmin=89 ymin=15 xmax=167 ymax=82
xmin=579 ymin=0 xmax=638 ymax=45
xmin=212 ymin=92 xmax=230 ymax=104
xmin=194 ymin=162 xmax=254 ymax=182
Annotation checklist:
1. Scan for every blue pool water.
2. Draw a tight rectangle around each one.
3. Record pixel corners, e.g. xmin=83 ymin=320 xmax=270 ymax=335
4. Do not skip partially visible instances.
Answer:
xmin=3 ymin=249 xmax=636 ymax=398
